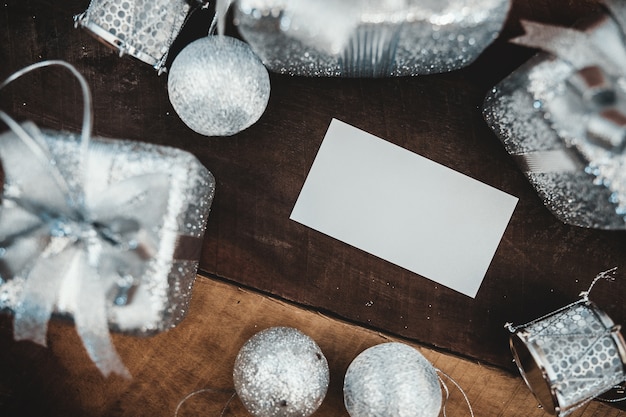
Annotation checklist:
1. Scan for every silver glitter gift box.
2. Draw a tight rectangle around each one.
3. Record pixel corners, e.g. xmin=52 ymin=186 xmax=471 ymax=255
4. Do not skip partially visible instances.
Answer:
xmin=233 ymin=0 xmax=511 ymax=77
xmin=0 ymin=61 xmax=215 ymax=376
xmin=483 ymin=1 xmax=626 ymax=229
xmin=74 ymin=0 xmax=203 ymax=74
xmin=0 ymin=130 xmax=215 ymax=332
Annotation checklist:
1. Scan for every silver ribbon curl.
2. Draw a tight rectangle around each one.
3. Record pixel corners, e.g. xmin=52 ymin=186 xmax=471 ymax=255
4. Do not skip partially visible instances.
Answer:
xmin=0 ymin=61 xmax=172 ymax=377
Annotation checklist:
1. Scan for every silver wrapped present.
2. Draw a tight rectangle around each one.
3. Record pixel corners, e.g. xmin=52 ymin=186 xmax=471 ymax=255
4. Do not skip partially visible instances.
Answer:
xmin=0 ymin=61 xmax=215 ymax=376
xmin=233 ymin=0 xmax=511 ymax=77
xmin=483 ymin=0 xmax=626 ymax=229
xmin=74 ymin=0 xmax=204 ymax=74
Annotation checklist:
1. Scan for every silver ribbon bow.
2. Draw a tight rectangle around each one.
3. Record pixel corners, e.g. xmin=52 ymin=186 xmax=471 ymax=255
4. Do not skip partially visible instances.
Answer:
xmin=514 ymin=21 xmax=626 ymax=145
xmin=0 ymin=61 xmax=171 ymax=377
xmin=507 ymin=0 xmax=626 ymax=219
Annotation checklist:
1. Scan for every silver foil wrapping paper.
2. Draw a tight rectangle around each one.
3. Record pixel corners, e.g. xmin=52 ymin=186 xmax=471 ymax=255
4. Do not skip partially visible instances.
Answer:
xmin=233 ymin=0 xmax=511 ymax=77
xmin=483 ymin=3 xmax=626 ymax=229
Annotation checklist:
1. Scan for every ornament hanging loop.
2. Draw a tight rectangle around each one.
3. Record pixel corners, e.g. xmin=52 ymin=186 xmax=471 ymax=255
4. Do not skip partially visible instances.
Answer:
xmin=579 ymin=266 xmax=618 ymax=301
xmin=174 ymin=388 xmax=236 ymax=417
xmin=216 ymin=0 xmax=231 ymax=36
xmin=505 ymin=267 xmax=619 ymax=334
xmin=437 ymin=369 xmax=475 ymax=417
xmin=0 ymin=60 xmax=93 ymax=154
xmin=207 ymin=0 xmax=232 ymax=36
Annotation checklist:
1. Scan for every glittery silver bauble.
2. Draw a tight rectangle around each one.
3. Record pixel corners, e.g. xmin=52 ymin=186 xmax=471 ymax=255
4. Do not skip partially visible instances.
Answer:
xmin=167 ymin=35 xmax=270 ymax=136
xmin=343 ymin=343 xmax=442 ymax=417
xmin=233 ymin=327 xmax=330 ymax=417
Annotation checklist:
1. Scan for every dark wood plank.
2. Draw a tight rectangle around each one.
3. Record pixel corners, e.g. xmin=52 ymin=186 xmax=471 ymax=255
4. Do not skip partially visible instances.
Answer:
xmin=1 ymin=0 xmax=624 ymax=388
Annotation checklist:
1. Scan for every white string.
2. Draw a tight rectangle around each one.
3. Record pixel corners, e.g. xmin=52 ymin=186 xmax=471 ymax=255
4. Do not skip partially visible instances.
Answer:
xmin=439 ymin=371 xmax=452 ymax=417
xmin=174 ymin=388 xmax=236 ymax=417
xmin=208 ymin=4 xmax=218 ymax=36
xmin=436 ymin=369 xmax=475 ymax=417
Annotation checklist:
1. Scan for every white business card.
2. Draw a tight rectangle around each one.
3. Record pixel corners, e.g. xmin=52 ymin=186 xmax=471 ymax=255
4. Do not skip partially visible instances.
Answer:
xmin=290 ymin=119 xmax=518 ymax=298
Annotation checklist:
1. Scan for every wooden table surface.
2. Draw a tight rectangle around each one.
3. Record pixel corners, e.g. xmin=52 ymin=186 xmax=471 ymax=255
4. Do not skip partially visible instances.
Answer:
xmin=3 ymin=276 xmax=625 ymax=417
xmin=2 ymin=0 xmax=626 ymax=416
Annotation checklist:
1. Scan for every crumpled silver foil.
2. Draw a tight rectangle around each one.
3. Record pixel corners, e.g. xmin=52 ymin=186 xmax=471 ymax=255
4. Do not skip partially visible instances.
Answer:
xmin=483 ymin=2 xmax=626 ymax=229
xmin=233 ymin=0 xmax=511 ymax=77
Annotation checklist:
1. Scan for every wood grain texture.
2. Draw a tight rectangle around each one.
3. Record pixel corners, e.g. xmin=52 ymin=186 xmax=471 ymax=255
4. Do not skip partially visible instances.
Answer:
xmin=1 ymin=0 xmax=626 ymax=407
xmin=1 ymin=275 xmax=625 ymax=417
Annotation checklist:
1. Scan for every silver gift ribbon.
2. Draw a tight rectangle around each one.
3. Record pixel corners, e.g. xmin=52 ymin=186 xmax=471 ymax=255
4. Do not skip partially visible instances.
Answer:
xmin=511 ymin=0 xmax=626 ymax=163
xmin=0 ymin=61 xmax=175 ymax=377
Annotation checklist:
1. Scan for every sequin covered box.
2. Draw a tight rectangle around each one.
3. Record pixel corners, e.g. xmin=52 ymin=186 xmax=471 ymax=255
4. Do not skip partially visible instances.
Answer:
xmin=234 ymin=0 xmax=511 ymax=77
xmin=483 ymin=3 xmax=626 ymax=229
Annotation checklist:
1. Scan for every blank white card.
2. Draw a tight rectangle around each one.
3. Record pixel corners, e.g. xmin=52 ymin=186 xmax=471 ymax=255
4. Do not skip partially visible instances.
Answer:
xmin=290 ymin=119 xmax=518 ymax=298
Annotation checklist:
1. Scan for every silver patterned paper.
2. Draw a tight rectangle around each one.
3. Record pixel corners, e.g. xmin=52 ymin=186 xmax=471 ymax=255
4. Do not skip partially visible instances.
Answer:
xmin=483 ymin=9 xmax=626 ymax=230
xmin=233 ymin=0 xmax=511 ymax=77
xmin=74 ymin=0 xmax=194 ymax=74
xmin=508 ymin=300 xmax=626 ymax=415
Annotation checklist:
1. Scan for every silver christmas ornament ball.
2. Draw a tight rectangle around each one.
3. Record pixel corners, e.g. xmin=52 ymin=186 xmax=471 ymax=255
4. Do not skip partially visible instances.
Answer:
xmin=167 ymin=35 xmax=270 ymax=136
xmin=233 ymin=327 xmax=330 ymax=417
xmin=343 ymin=343 xmax=442 ymax=417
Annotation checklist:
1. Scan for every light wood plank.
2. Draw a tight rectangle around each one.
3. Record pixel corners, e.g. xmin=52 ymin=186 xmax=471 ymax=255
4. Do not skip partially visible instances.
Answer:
xmin=2 ymin=276 xmax=624 ymax=416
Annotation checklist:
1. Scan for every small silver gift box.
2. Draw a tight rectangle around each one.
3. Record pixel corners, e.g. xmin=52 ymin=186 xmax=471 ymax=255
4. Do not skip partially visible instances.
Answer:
xmin=0 ymin=61 xmax=215 ymax=376
xmin=74 ymin=0 xmax=201 ymax=74
xmin=483 ymin=1 xmax=626 ymax=229
xmin=233 ymin=0 xmax=511 ymax=77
